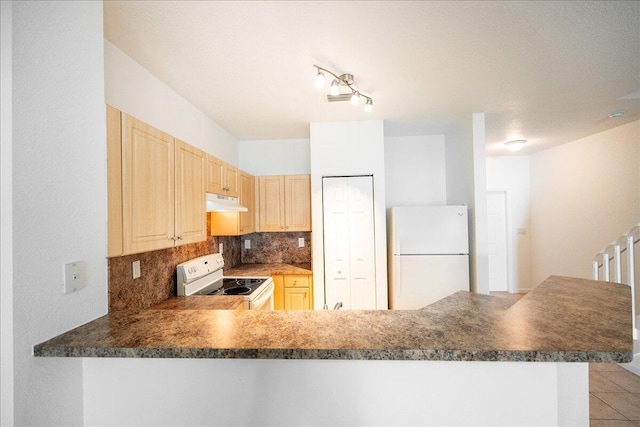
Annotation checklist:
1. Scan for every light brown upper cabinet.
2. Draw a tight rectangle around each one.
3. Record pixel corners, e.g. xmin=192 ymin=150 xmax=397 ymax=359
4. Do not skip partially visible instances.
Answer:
xmin=206 ymin=155 xmax=238 ymax=197
xmin=174 ymin=140 xmax=207 ymax=245
xmin=258 ymin=175 xmax=311 ymax=232
xmin=238 ymin=171 xmax=256 ymax=234
xmin=209 ymin=170 xmax=256 ymax=236
xmin=107 ymin=107 xmax=206 ymax=256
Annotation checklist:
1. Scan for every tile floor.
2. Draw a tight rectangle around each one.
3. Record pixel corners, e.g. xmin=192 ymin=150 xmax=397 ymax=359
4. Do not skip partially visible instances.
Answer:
xmin=589 ymin=363 xmax=640 ymax=426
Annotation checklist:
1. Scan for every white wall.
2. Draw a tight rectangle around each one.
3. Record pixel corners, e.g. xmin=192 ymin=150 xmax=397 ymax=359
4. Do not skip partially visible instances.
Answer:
xmin=238 ymin=138 xmax=310 ymax=176
xmin=83 ymin=358 xmax=587 ymax=426
xmin=444 ymin=121 xmax=474 ymax=208
xmin=1 ymin=1 xmax=14 ymax=425
xmin=11 ymin=2 xmax=107 ymax=425
xmin=384 ymin=135 xmax=447 ymax=207
xmin=444 ymin=117 xmax=490 ymax=294
xmin=104 ymin=41 xmax=238 ymax=164
xmin=309 ymin=121 xmax=388 ymax=310
xmin=471 ymin=113 xmax=490 ymax=294
xmin=530 ymin=121 xmax=640 ymax=286
xmin=486 ymin=156 xmax=532 ymax=292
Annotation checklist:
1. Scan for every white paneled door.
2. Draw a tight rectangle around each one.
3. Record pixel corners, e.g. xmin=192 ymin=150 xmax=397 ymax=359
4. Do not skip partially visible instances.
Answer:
xmin=323 ymin=176 xmax=376 ymax=309
xmin=487 ymin=191 xmax=509 ymax=292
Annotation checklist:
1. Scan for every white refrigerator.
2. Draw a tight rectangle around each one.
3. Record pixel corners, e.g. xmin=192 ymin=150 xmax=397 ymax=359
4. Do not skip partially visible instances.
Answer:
xmin=388 ymin=205 xmax=470 ymax=309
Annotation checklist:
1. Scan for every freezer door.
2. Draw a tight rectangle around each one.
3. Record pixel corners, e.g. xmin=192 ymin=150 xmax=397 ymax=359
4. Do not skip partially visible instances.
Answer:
xmin=389 ymin=254 xmax=469 ymax=309
xmin=390 ymin=206 xmax=469 ymax=255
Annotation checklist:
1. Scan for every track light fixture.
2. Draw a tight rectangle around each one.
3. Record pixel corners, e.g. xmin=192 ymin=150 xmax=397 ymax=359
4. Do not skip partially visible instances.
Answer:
xmin=313 ymin=65 xmax=373 ymax=113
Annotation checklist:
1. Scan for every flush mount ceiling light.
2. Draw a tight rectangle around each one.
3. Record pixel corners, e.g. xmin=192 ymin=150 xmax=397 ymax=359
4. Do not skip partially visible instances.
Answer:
xmin=609 ymin=111 xmax=625 ymax=119
xmin=314 ymin=65 xmax=373 ymax=113
xmin=505 ymin=139 xmax=526 ymax=151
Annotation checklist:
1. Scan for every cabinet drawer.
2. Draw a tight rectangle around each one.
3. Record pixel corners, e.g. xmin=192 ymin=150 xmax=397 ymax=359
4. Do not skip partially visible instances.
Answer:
xmin=284 ymin=274 xmax=310 ymax=288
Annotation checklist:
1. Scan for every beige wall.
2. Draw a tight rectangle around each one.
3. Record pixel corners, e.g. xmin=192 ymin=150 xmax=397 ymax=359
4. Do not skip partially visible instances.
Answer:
xmin=530 ymin=121 xmax=640 ymax=286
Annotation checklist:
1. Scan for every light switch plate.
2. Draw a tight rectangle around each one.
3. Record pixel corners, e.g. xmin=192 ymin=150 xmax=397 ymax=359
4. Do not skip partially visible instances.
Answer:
xmin=63 ymin=261 xmax=87 ymax=294
xmin=298 ymin=237 xmax=305 ymax=247
xmin=132 ymin=260 xmax=141 ymax=279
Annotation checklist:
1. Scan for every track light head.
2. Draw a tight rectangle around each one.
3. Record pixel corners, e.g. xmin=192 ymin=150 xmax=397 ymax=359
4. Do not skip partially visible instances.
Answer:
xmin=330 ymin=79 xmax=340 ymax=96
xmin=350 ymin=91 xmax=360 ymax=106
xmin=364 ymin=98 xmax=373 ymax=113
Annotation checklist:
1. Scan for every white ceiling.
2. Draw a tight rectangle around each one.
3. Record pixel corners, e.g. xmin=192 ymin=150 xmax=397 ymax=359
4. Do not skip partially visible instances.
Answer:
xmin=104 ymin=1 xmax=640 ymax=156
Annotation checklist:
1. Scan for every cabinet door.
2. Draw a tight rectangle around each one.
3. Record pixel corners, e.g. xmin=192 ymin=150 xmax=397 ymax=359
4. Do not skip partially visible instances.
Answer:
xmin=107 ymin=106 xmax=123 ymax=257
xmin=284 ymin=287 xmax=310 ymax=310
xmin=122 ymin=114 xmax=175 ymax=254
xmin=285 ymin=175 xmax=311 ymax=231
xmin=258 ymin=176 xmax=285 ymax=232
xmin=175 ymin=139 xmax=206 ymax=245
xmin=206 ymin=155 xmax=224 ymax=195
xmin=224 ymin=164 xmax=239 ymax=197
xmin=239 ymin=172 xmax=255 ymax=234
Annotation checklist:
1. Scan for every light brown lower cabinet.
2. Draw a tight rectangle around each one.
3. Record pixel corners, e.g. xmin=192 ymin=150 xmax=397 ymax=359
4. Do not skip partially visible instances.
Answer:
xmin=272 ymin=274 xmax=313 ymax=310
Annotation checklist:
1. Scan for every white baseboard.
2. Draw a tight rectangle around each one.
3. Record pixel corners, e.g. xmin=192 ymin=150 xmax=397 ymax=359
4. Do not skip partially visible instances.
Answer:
xmin=620 ymin=360 xmax=640 ymax=376
xmin=619 ymin=339 xmax=640 ymax=376
xmin=511 ymin=287 xmax=534 ymax=294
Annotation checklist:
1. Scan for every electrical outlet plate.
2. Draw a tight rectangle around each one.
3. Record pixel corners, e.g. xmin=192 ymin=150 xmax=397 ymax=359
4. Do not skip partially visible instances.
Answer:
xmin=63 ymin=261 xmax=87 ymax=294
xmin=219 ymin=243 xmax=224 ymax=253
xmin=244 ymin=239 xmax=251 ymax=249
xmin=298 ymin=237 xmax=305 ymax=247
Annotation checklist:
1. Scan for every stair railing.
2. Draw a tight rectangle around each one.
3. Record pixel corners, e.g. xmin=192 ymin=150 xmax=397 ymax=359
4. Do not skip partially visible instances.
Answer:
xmin=593 ymin=225 xmax=639 ymax=340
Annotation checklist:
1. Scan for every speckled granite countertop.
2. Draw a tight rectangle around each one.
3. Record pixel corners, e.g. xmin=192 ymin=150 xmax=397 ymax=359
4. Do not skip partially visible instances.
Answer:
xmin=152 ymin=296 xmax=245 ymax=311
xmin=225 ymin=263 xmax=312 ymax=276
xmin=34 ymin=276 xmax=633 ymax=362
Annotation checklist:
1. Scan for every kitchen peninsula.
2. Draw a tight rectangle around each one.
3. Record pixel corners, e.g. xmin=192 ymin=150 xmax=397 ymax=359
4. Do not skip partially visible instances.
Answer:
xmin=35 ymin=276 xmax=631 ymax=361
xmin=34 ymin=276 xmax=632 ymax=426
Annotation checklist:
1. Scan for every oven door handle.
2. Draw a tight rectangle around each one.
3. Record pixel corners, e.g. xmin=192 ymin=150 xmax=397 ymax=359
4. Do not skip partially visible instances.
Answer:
xmin=250 ymin=281 xmax=274 ymax=310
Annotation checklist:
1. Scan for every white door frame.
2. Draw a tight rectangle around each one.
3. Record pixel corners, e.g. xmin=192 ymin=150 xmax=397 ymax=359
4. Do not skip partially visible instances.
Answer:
xmin=487 ymin=189 xmax=512 ymax=293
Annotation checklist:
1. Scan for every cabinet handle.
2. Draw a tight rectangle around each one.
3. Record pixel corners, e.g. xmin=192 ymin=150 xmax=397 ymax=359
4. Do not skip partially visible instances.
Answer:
xmin=176 ymin=236 xmax=183 ymax=240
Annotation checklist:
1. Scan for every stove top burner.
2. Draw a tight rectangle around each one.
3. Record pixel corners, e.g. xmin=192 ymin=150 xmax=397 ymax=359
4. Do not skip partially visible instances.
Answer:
xmin=196 ymin=276 xmax=269 ymax=296
xmin=223 ymin=286 xmax=252 ymax=295
xmin=229 ymin=278 xmax=263 ymax=286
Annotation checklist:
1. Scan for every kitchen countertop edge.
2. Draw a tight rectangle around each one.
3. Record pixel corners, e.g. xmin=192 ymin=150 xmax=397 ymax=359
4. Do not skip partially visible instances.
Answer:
xmin=33 ymin=346 xmax=632 ymax=363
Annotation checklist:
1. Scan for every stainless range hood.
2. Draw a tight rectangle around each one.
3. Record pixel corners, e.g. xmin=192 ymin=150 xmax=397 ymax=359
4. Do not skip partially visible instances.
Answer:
xmin=206 ymin=193 xmax=248 ymax=212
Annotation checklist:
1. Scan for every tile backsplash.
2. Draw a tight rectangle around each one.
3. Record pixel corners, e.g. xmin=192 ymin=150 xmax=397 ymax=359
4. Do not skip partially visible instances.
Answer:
xmin=240 ymin=232 xmax=312 ymax=264
xmin=108 ymin=235 xmax=240 ymax=312
xmin=108 ymin=225 xmax=311 ymax=311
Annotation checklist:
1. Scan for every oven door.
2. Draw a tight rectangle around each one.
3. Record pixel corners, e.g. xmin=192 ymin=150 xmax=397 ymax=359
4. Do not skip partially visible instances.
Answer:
xmin=248 ymin=281 xmax=274 ymax=310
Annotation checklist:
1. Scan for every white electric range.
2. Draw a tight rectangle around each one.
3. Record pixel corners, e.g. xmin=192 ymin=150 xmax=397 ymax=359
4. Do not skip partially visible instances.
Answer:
xmin=176 ymin=253 xmax=274 ymax=310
